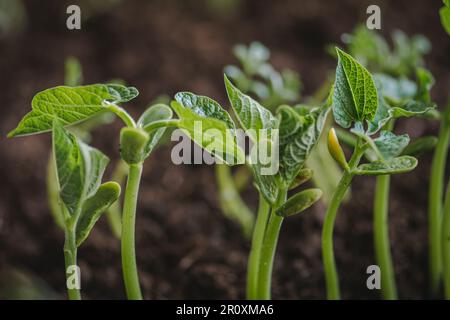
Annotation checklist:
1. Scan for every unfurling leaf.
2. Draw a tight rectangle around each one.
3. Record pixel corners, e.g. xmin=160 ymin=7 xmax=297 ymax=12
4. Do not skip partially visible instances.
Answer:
xmin=170 ymin=98 xmax=245 ymax=165
xmin=224 ymin=74 xmax=278 ymax=142
xmin=373 ymin=131 xmax=410 ymax=160
xmin=76 ymin=182 xmax=121 ymax=246
xmin=327 ymin=127 xmax=349 ymax=170
xmin=278 ymin=104 xmax=329 ymax=185
xmin=289 ymin=168 xmax=314 ymax=190
xmin=138 ymin=104 xmax=173 ymax=158
xmin=120 ymin=127 xmax=149 ymax=165
xmin=276 ymin=188 xmax=322 ymax=217
xmin=332 ymin=48 xmax=378 ymax=128
xmin=401 ymin=135 xmax=438 ymax=157
xmin=8 ymin=84 xmax=138 ymax=137
xmin=52 ymin=119 xmax=109 ymax=216
xmin=354 ymin=155 xmax=417 ymax=175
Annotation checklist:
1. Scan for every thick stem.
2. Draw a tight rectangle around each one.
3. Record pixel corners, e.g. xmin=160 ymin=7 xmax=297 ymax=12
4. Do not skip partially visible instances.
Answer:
xmin=442 ymin=180 xmax=450 ymax=299
xmin=246 ymin=195 xmax=270 ymax=299
xmin=121 ymin=163 xmax=143 ymax=300
xmin=322 ymin=140 xmax=364 ymax=300
xmin=374 ymin=175 xmax=397 ymax=299
xmin=428 ymin=122 xmax=450 ymax=296
xmin=216 ymin=164 xmax=254 ymax=239
xmin=255 ymin=189 xmax=287 ymax=300
xmin=64 ymin=226 xmax=81 ymax=300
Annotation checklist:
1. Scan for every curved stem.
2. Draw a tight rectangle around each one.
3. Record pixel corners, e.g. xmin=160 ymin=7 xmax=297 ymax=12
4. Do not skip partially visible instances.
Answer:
xmin=255 ymin=189 xmax=287 ymax=299
xmin=442 ymin=180 xmax=450 ymax=299
xmin=121 ymin=163 xmax=143 ymax=300
xmin=64 ymin=226 xmax=81 ymax=300
xmin=143 ymin=119 xmax=180 ymax=133
xmin=246 ymin=195 xmax=270 ymax=299
xmin=216 ymin=164 xmax=254 ymax=239
xmin=428 ymin=122 xmax=450 ymax=296
xmin=374 ymin=174 xmax=397 ymax=299
xmin=105 ymin=102 xmax=136 ymax=128
xmin=322 ymin=139 xmax=364 ymax=300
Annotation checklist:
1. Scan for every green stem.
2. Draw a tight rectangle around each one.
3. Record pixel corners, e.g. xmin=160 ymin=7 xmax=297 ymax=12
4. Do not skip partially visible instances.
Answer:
xmin=64 ymin=226 xmax=81 ymax=300
xmin=442 ymin=180 xmax=450 ymax=299
xmin=47 ymin=155 xmax=65 ymax=229
xmin=215 ymin=164 xmax=254 ymax=239
xmin=255 ymin=189 xmax=287 ymax=299
xmin=106 ymin=160 xmax=128 ymax=239
xmin=246 ymin=195 xmax=270 ymax=299
xmin=428 ymin=121 xmax=450 ymax=296
xmin=105 ymin=103 xmax=136 ymax=128
xmin=374 ymin=174 xmax=397 ymax=299
xmin=322 ymin=140 xmax=364 ymax=300
xmin=121 ymin=163 xmax=143 ymax=300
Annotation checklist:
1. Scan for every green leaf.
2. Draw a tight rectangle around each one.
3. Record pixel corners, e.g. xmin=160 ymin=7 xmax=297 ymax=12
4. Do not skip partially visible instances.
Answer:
xmin=105 ymin=84 xmax=139 ymax=103
xmin=174 ymin=92 xmax=235 ymax=129
xmin=440 ymin=0 xmax=450 ymax=35
xmin=170 ymin=100 xmax=245 ymax=165
xmin=276 ymin=188 xmax=322 ymax=217
xmin=355 ymin=156 xmax=417 ymax=175
xmin=224 ymin=74 xmax=278 ymax=142
xmin=401 ymin=135 xmax=438 ymax=157
xmin=52 ymin=119 xmax=109 ymax=216
xmin=277 ymin=104 xmax=329 ymax=185
xmin=8 ymin=84 xmax=138 ymax=137
xmin=374 ymin=131 xmax=410 ymax=160
xmin=138 ymin=104 xmax=173 ymax=158
xmin=389 ymin=101 xmax=436 ymax=119
xmin=332 ymin=48 xmax=378 ymax=128
xmin=76 ymin=182 xmax=121 ymax=246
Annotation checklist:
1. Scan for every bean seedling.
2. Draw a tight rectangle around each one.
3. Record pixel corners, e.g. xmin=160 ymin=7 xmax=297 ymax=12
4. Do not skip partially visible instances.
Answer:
xmin=8 ymin=84 xmax=173 ymax=299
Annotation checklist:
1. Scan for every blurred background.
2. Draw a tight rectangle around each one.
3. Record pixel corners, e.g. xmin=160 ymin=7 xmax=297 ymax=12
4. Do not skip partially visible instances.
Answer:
xmin=0 ymin=0 xmax=449 ymax=299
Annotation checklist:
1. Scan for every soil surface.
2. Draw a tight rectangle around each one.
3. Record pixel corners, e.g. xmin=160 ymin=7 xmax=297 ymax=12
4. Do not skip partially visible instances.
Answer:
xmin=0 ymin=0 xmax=449 ymax=299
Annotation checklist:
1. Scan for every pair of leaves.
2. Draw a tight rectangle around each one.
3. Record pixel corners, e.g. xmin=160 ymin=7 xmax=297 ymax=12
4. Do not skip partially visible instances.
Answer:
xmin=53 ymin=120 xmax=120 ymax=246
xmin=8 ymin=84 xmax=139 ymax=137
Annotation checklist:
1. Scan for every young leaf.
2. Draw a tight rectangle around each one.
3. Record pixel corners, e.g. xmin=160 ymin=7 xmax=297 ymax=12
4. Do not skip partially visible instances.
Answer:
xmin=277 ymin=104 xmax=329 ymax=185
xmin=224 ymin=74 xmax=278 ymax=142
xmin=76 ymin=182 xmax=121 ymax=246
xmin=251 ymin=165 xmax=279 ymax=204
xmin=389 ymin=101 xmax=436 ymax=119
xmin=174 ymin=92 xmax=235 ymax=129
xmin=170 ymin=100 xmax=245 ymax=165
xmin=138 ymin=104 xmax=173 ymax=158
xmin=374 ymin=131 xmax=410 ymax=160
xmin=354 ymin=155 xmax=417 ymax=175
xmin=332 ymin=48 xmax=378 ymax=128
xmin=53 ymin=119 xmax=109 ymax=216
xmin=276 ymin=188 xmax=322 ymax=217
xmin=374 ymin=73 xmax=417 ymax=105
xmin=120 ymin=127 xmax=149 ymax=165
xmin=8 ymin=84 xmax=138 ymax=137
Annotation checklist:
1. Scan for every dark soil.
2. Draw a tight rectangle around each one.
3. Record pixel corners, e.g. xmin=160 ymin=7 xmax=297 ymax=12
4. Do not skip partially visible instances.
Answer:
xmin=0 ymin=0 xmax=449 ymax=299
